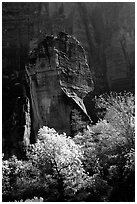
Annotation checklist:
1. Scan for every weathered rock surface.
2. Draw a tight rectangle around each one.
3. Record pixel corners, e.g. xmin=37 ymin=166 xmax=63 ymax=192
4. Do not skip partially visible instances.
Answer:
xmin=26 ymin=32 xmax=93 ymax=136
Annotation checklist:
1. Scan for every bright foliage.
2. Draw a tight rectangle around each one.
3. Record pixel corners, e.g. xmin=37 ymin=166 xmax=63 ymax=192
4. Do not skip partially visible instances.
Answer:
xmin=2 ymin=92 xmax=135 ymax=202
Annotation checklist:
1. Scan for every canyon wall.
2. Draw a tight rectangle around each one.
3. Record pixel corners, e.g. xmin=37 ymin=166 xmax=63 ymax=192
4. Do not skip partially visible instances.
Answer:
xmin=3 ymin=2 xmax=134 ymax=92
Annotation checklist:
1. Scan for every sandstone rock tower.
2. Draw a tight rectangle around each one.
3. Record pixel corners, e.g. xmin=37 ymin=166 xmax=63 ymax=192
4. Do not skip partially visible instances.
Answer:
xmin=26 ymin=32 xmax=94 ymax=136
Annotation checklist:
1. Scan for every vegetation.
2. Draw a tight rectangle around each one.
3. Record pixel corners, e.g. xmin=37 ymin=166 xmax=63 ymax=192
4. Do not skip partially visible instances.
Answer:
xmin=71 ymin=108 xmax=88 ymax=135
xmin=2 ymin=92 xmax=135 ymax=201
xmin=74 ymin=92 xmax=135 ymax=201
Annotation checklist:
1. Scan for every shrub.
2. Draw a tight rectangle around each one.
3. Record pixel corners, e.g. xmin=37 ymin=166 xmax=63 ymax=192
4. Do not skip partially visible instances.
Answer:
xmin=2 ymin=155 xmax=41 ymax=201
xmin=15 ymin=197 xmax=44 ymax=202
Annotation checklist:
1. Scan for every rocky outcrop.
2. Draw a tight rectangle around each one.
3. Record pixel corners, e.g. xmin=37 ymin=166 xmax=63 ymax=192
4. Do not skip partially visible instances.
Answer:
xmin=26 ymin=32 xmax=93 ymax=136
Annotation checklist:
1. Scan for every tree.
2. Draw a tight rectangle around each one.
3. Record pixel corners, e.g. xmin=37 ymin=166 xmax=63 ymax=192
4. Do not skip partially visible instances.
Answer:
xmin=70 ymin=108 xmax=88 ymax=135
xmin=74 ymin=92 xmax=135 ymax=201
xmin=3 ymin=126 xmax=91 ymax=201
xmin=27 ymin=126 xmax=90 ymax=201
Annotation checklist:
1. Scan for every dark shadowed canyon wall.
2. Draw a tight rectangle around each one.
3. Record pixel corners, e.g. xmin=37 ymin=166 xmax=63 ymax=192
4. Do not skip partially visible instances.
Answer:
xmin=3 ymin=2 xmax=135 ymax=92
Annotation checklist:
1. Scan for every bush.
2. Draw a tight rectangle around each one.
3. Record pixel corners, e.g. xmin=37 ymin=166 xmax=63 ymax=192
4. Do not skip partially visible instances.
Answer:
xmin=15 ymin=197 xmax=44 ymax=202
xmin=2 ymin=155 xmax=41 ymax=201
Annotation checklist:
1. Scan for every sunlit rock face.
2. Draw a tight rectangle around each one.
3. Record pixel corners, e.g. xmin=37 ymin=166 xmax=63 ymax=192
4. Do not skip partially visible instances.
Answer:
xmin=26 ymin=32 xmax=94 ymax=136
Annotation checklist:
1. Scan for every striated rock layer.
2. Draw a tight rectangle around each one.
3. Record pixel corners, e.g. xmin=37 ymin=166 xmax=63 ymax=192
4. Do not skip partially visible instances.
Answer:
xmin=26 ymin=32 xmax=94 ymax=136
